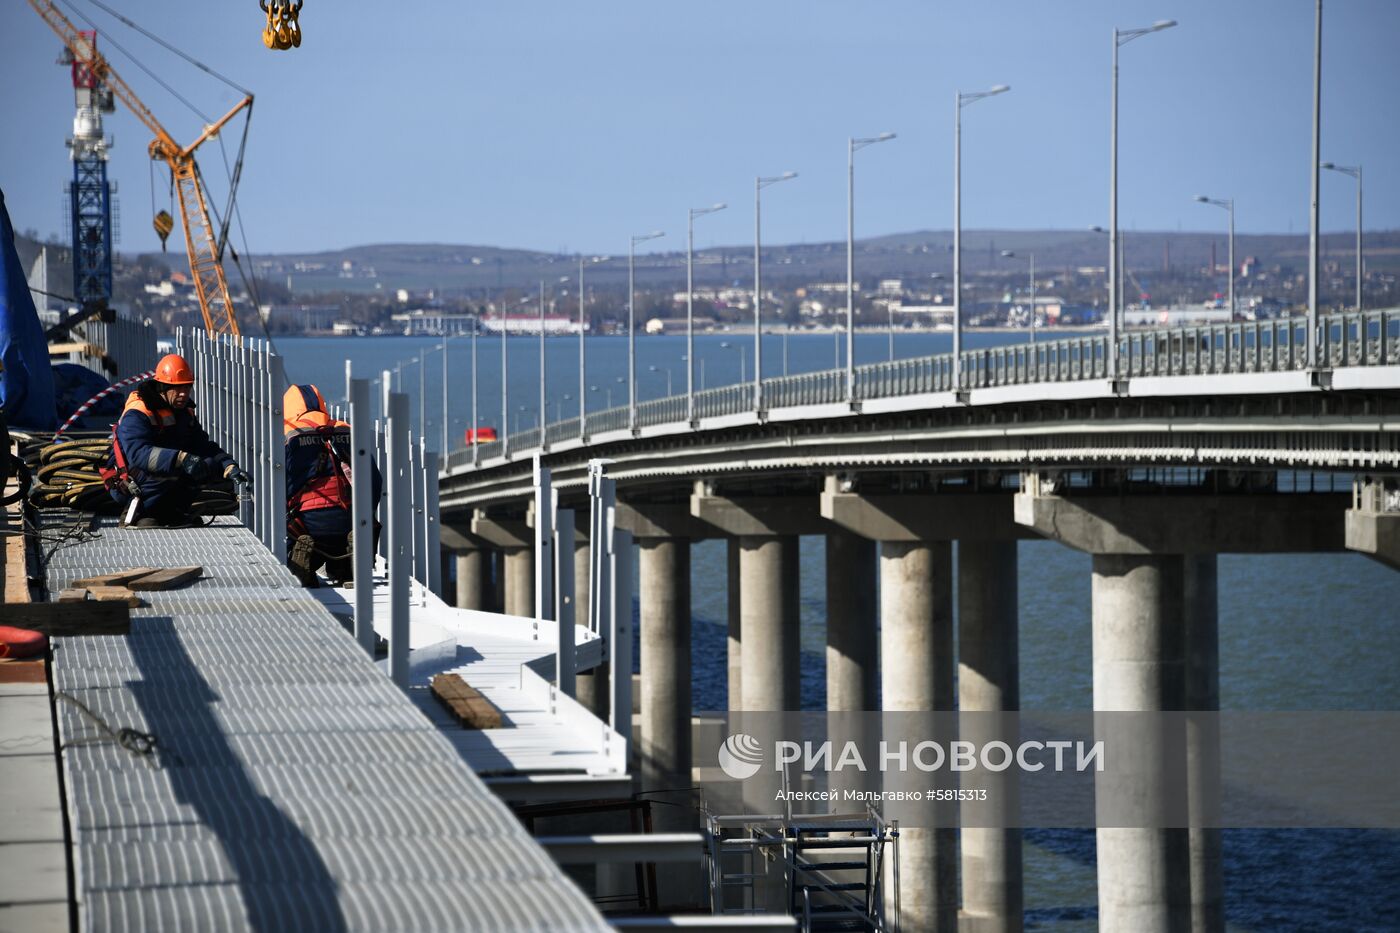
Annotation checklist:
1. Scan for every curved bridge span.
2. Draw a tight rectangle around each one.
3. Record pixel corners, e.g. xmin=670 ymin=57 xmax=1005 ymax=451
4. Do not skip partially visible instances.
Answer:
xmin=434 ymin=311 xmax=1400 ymax=931
xmin=441 ymin=311 xmax=1400 ymax=511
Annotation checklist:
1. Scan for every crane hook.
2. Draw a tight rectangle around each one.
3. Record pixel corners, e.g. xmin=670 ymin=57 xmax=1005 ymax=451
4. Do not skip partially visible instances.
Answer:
xmin=153 ymin=211 xmax=174 ymax=252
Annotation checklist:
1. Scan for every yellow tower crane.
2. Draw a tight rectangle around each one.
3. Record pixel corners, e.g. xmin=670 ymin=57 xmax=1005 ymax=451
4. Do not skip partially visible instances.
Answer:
xmin=29 ymin=0 xmax=252 ymax=336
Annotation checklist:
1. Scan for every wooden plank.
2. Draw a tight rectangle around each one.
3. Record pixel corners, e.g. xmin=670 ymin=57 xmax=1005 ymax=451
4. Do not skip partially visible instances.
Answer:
xmin=0 ymin=660 xmax=47 ymax=684
xmin=86 ymin=587 xmax=142 ymax=608
xmin=431 ymin=674 xmax=502 ymax=730
xmin=127 ymin=566 xmax=203 ymax=591
xmin=0 ymin=603 xmax=129 ymax=636
xmin=70 ymin=568 xmax=160 ymax=589
xmin=57 ymin=588 xmax=88 ymax=604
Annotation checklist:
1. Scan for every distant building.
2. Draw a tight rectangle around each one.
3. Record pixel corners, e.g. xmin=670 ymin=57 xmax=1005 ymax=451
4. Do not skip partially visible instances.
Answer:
xmin=261 ymin=303 xmax=341 ymax=331
xmin=646 ymin=317 xmax=717 ymax=335
xmin=481 ymin=314 xmax=585 ymax=335
xmin=877 ymin=278 xmax=904 ymax=297
xmin=391 ymin=309 xmax=477 ymax=336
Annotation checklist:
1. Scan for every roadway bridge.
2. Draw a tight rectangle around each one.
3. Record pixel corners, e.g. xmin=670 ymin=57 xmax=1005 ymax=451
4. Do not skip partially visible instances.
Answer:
xmin=436 ymin=311 xmax=1400 ymax=932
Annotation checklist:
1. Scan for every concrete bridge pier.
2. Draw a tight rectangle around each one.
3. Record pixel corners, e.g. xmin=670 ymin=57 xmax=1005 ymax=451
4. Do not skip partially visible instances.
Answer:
xmin=879 ymin=539 xmax=956 ymax=933
xmin=727 ymin=537 xmax=743 ymax=711
xmin=456 ymin=549 xmax=484 ymax=609
xmin=691 ymin=489 xmax=826 ymax=712
xmin=1011 ymin=476 xmax=1354 ymax=933
xmin=441 ymin=526 xmax=487 ymax=611
xmin=823 ymin=480 xmax=1032 ymax=933
xmin=471 ymin=510 xmax=534 ymax=616
xmin=1184 ymin=555 xmax=1223 ymax=933
xmin=503 ymin=548 xmax=534 ymax=617
xmin=958 ymin=539 xmax=1023 ymax=933
xmin=826 ymin=529 xmax=878 ymax=712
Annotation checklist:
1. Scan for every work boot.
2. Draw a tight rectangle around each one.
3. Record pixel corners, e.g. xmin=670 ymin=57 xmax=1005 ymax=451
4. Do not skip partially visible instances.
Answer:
xmin=288 ymin=534 xmax=320 ymax=587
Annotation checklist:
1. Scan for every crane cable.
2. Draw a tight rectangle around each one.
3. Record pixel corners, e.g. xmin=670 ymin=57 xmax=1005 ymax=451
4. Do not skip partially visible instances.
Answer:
xmin=62 ymin=0 xmax=271 ymax=344
xmin=81 ymin=0 xmax=253 ymax=98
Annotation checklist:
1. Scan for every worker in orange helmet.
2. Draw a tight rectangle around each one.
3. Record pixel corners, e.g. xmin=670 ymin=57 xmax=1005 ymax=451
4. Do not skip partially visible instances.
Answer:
xmin=283 ymin=383 xmax=380 ymax=586
xmin=103 ymin=353 xmax=249 ymax=527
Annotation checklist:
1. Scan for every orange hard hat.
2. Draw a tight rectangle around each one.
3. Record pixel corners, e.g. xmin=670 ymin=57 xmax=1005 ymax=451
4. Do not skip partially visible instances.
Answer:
xmin=154 ymin=353 xmax=195 ymax=386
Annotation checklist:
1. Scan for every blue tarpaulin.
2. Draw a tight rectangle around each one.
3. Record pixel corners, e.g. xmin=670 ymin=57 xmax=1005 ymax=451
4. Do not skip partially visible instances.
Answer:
xmin=0 ymin=187 xmax=56 ymax=430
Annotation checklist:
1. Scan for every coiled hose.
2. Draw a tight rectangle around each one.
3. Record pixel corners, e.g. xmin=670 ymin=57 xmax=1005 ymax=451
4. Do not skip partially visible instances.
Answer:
xmin=24 ymin=434 xmax=241 ymax=517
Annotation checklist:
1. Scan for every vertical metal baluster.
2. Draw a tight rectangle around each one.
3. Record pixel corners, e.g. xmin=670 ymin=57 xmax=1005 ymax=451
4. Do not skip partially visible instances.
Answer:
xmin=387 ymin=392 xmax=411 ymax=687
xmin=349 ymin=376 xmax=376 ymax=656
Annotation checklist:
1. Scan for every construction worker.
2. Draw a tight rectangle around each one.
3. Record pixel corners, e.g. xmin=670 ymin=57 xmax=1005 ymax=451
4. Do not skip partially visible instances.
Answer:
xmin=105 ymin=353 xmax=249 ymax=528
xmin=283 ymin=383 xmax=380 ymax=586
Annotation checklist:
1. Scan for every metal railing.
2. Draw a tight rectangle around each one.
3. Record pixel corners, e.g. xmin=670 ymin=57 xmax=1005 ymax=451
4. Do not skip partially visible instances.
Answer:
xmin=72 ymin=312 xmax=161 ymax=380
xmin=176 ymin=331 xmax=444 ymax=654
xmin=448 ymin=311 xmax=1400 ymax=472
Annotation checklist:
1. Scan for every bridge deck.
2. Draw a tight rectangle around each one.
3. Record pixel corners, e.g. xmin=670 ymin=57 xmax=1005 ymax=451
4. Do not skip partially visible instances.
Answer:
xmin=308 ymin=576 xmax=622 ymax=796
xmin=43 ymin=516 xmax=608 ymax=932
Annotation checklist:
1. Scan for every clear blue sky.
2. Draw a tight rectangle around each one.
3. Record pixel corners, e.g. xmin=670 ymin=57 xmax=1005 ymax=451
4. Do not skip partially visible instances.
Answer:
xmin=2 ymin=0 xmax=1396 ymax=257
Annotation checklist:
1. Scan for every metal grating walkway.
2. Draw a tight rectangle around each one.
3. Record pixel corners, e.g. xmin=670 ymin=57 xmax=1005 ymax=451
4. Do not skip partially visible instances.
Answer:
xmin=43 ymin=516 xmax=609 ymax=932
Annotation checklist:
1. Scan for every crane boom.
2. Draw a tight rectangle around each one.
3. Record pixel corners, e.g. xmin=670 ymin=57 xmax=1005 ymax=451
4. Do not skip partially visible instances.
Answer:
xmin=28 ymin=0 xmax=250 ymax=336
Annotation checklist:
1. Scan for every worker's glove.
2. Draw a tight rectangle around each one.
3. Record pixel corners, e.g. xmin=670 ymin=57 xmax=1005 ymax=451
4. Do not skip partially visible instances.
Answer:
xmin=226 ymin=465 xmax=252 ymax=488
xmin=180 ymin=454 xmax=212 ymax=482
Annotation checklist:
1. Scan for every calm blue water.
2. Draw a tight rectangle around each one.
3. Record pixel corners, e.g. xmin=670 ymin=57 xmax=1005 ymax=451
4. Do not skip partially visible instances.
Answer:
xmin=275 ymin=332 xmax=1400 ymax=932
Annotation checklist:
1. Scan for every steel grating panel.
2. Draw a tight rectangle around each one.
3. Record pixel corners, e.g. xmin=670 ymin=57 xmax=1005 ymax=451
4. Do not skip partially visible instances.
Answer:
xmin=43 ymin=516 xmax=608 ymax=932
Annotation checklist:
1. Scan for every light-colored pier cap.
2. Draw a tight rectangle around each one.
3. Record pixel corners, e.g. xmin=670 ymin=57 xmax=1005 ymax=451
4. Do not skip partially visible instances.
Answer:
xmin=820 ymin=475 xmax=1035 ymax=542
xmin=1345 ymin=476 xmax=1400 ymax=570
xmin=1013 ymin=473 xmax=1346 ymax=553
xmin=690 ymin=481 xmax=832 ymax=537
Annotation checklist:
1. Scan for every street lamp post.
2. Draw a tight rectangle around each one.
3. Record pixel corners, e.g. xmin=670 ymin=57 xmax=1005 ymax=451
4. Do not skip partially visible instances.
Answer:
xmin=578 ymin=257 xmax=587 ymax=438
xmin=955 ymin=85 xmax=1009 ymax=394
xmin=1001 ymin=250 xmax=1037 ymax=345
xmin=1194 ymin=195 xmax=1235 ymax=319
xmin=648 ymin=364 xmax=672 ymax=396
xmin=471 ymin=322 xmax=479 ymax=466
xmin=756 ymin=172 xmax=796 ymax=412
xmin=441 ymin=337 xmax=449 ymax=456
xmin=629 ymin=230 xmax=665 ymax=432
xmin=847 ymin=133 xmax=895 ymax=403
xmin=1308 ymin=0 xmax=1322 ymax=366
xmin=688 ymin=203 xmax=726 ymax=424
xmin=501 ymin=297 xmax=509 ymax=457
xmin=1111 ymin=19 xmax=1177 ymax=378
xmin=1322 ymin=162 xmax=1364 ymax=311
xmin=538 ymin=281 xmax=547 ymax=448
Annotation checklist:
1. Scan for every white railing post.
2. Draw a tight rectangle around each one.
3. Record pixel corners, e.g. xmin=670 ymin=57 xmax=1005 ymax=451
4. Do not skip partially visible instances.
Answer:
xmin=610 ymin=523 xmax=633 ymax=751
xmin=410 ymin=436 xmax=426 ymax=590
xmin=554 ymin=500 xmax=576 ymax=700
xmin=424 ymin=449 xmax=441 ymax=599
xmin=533 ymin=454 xmax=555 ymax=626
xmin=387 ymin=391 xmax=411 ymax=688
xmin=349 ymin=375 xmax=376 ymax=657
xmin=269 ymin=351 xmax=288 ymax=564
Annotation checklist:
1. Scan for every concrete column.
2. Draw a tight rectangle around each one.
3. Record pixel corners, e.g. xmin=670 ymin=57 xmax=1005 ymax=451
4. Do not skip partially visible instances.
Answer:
xmin=639 ymin=538 xmax=693 ymax=796
xmin=1184 ymin=555 xmax=1223 ymax=933
xmin=574 ymin=536 xmax=609 ymax=718
xmin=880 ymin=540 xmax=956 ymax=933
xmin=1092 ymin=554 xmax=1190 ymax=933
xmin=455 ymin=549 xmax=485 ymax=610
xmin=503 ymin=547 xmax=534 ymax=617
xmin=739 ymin=535 xmax=800 ymax=711
xmin=827 ymin=531 xmax=877 ymax=711
xmin=958 ymin=540 xmax=1023 ymax=933
xmin=727 ymin=537 xmax=742 ymax=711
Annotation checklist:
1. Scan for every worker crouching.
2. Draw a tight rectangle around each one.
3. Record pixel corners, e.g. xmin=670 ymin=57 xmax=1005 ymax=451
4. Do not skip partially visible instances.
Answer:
xmin=284 ymin=384 xmax=381 ymax=587
xmin=104 ymin=353 xmax=250 ymax=528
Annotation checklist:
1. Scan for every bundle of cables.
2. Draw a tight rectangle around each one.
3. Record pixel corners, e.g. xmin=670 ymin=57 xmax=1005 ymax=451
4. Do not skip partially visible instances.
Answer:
xmin=27 ymin=433 xmax=241 ymax=518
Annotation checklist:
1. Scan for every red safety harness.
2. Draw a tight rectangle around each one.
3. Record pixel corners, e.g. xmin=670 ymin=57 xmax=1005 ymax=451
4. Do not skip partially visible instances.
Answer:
xmin=286 ymin=423 xmax=353 ymax=537
xmin=100 ymin=395 xmax=176 ymax=496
